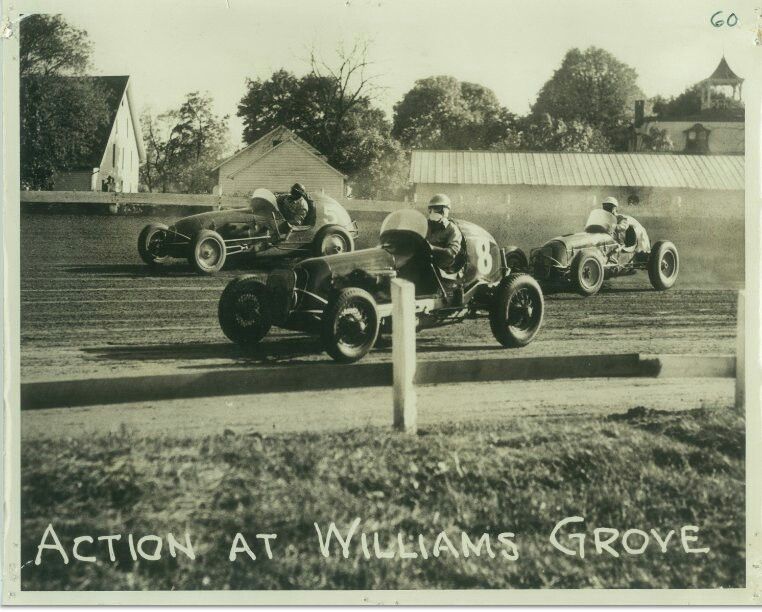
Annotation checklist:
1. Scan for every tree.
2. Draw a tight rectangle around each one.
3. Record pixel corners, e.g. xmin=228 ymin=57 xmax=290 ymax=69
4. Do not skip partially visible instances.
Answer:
xmin=141 ymin=92 xmax=229 ymax=193
xmin=531 ymin=47 xmax=644 ymax=150
xmin=20 ymin=15 xmax=111 ymax=189
xmin=237 ymin=41 xmax=404 ymax=195
xmin=519 ymin=114 xmax=611 ymax=152
xmin=392 ymin=76 xmax=516 ymax=149
xmin=640 ymin=126 xmax=673 ymax=152
xmin=651 ymin=84 xmax=743 ymax=119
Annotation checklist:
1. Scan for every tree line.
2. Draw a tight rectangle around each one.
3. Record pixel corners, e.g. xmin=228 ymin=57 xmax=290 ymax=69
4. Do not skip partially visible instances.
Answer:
xmin=20 ymin=15 xmax=739 ymax=197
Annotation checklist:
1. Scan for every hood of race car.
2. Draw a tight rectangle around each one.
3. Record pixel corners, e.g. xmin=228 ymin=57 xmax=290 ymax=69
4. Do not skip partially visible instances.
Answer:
xmin=548 ymin=231 xmax=617 ymax=250
xmin=170 ymin=208 xmax=267 ymax=237
xmin=295 ymin=247 xmax=396 ymax=293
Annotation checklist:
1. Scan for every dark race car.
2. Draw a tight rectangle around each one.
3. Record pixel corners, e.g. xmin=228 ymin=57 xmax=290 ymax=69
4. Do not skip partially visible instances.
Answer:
xmin=137 ymin=188 xmax=358 ymax=274
xmin=217 ymin=209 xmax=544 ymax=363
xmin=529 ymin=209 xmax=679 ymax=296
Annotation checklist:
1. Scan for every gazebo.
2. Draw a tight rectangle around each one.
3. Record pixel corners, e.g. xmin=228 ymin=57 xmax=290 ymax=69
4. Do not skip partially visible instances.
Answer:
xmin=700 ymin=56 xmax=744 ymax=109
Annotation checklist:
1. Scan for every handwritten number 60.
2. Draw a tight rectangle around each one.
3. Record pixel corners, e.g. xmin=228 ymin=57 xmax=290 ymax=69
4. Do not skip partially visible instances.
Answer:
xmin=711 ymin=11 xmax=738 ymax=27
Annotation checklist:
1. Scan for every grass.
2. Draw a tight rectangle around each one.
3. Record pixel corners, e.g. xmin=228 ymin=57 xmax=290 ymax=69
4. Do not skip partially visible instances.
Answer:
xmin=21 ymin=406 xmax=744 ymax=590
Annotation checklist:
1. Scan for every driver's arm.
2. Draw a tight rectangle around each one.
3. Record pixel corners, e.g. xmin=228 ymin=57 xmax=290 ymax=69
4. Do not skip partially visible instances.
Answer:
xmin=430 ymin=224 xmax=463 ymax=268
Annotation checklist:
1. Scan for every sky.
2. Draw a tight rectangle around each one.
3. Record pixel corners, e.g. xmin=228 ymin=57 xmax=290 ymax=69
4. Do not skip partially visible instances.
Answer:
xmin=26 ymin=0 xmax=761 ymax=151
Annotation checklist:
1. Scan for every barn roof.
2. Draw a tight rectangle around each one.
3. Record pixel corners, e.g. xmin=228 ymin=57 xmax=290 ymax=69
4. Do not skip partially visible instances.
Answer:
xmin=40 ymin=75 xmax=144 ymax=168
xmin=212 ymin=125 xmax=323 ymax=172
xmin=409 ymin=150 xmax=744 ymax=191
xmin=228 ymin=136 xmax=346 ymax=179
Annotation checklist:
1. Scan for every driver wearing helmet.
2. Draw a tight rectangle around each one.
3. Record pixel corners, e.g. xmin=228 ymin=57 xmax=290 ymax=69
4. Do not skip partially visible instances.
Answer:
xmin=601 ymin=196 xmax=630 ymax=245
xmin=426 ymin=193 xmax=464 ymax=273
xmin=277 ymin=182 xmax=311 ymax=226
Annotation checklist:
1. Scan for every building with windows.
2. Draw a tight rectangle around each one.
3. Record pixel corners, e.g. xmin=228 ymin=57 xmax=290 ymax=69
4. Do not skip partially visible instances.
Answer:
xmin=629 ymin=57 xmax=744 ymax=155
xmin=51 ymin=75 xmax=145 ymax=192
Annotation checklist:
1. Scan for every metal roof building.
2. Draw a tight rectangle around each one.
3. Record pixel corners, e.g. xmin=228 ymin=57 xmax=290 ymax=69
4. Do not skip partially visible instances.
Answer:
xmin=409 ymin=151 xmax=744 ymax=191
xmin=409 ymin=150 xmax=744 ymax=217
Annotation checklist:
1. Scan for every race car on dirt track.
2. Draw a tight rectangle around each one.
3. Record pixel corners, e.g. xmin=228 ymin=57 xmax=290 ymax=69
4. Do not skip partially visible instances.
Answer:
xmin=137 ymin=188 xmax=358 ymax=274
xmin=529 ymin=209 xmax=679 ymax=296
xmin=218 ymin=208 xmax=544 ymax=363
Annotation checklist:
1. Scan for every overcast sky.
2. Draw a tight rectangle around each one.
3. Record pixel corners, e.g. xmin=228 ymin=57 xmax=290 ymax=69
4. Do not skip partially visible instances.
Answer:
xmin=33 ymin=0 xmax=760 ymax=150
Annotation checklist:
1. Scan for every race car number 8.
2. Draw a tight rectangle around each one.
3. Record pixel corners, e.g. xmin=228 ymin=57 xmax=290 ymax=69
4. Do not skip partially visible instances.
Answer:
xmin=474 ymin=239 xmax=493 ymax=274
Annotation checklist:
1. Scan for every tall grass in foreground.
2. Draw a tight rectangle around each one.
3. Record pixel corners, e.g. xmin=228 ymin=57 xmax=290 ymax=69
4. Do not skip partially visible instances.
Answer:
xmin=21 ymin=406 xmax=744 ymax=590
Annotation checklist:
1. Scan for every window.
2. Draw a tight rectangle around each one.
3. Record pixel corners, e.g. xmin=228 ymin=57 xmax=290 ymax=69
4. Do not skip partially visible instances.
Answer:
xmin=112 ymin=143 xmax=116 ymax=166
xmin=684 ymin=123 xmax=710 ymax=154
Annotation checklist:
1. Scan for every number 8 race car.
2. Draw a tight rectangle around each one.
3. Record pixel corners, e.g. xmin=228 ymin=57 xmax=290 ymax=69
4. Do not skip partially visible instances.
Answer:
xmin=218 ymin=209 xmax=544 ymax=362
xmin=137 ymin=189 xmax=358 ymax=274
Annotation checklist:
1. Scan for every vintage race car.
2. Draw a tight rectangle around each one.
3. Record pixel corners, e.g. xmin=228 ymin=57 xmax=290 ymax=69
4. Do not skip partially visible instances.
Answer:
xmin=137 ymin=188 xmax=358 ymax=274
xmin=218 ymin=209 xmax=544 ymax=362
xmin=529 ymin=209 xmax=679 ymax=296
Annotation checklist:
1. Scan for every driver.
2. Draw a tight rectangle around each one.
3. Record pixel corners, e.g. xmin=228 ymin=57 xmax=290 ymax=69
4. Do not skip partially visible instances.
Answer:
xmin=602 ymin=196 xmax=630 ymax=245
xmin=426 ymin=193 xmax=464 ymax=273
xmin=277 ymin=183 xmax=310 ymax=226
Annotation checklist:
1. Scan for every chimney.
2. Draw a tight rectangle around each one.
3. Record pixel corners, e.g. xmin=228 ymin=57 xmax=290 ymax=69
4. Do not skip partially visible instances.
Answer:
xmin=634 ymin=100 xmax=645 ymax=127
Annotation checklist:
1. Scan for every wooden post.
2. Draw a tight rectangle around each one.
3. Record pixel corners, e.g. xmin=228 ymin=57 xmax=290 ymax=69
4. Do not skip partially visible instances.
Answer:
xmin=392 ymin=278 xmax=417 ymax=433
xmin=736 ymin=289 xmax=745 ymax=412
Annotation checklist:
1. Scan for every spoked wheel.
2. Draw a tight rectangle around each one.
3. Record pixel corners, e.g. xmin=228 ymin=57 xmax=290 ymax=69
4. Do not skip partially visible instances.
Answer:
xmin=218 ymin=277 xmax=272 ymax=345
xmin=321 ymin=288 xmax=379 ymax=362
xmin=571 ymin=252 xmax=605 ymax=296
xmin=189 ymin=230 xmax=227 ymax=274
xmin=313 ymin=226 xmax=355 ymax=256
xmin=648 ymin=240 xmax=679 ymax=290
xmin=489 ymin=273 xmax=544 ymax=347
xmin=137 ymin=223 xmax=170 ymax=266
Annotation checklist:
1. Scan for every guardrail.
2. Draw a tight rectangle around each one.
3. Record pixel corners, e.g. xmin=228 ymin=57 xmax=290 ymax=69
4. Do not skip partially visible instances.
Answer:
xmin=19 ymin=191 xmax=410 ymax=214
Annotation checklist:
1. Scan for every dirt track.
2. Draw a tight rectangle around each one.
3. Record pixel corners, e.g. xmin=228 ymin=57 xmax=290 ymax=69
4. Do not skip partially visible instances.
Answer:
xmin=20 ymin=213 xmax=740 ymax=383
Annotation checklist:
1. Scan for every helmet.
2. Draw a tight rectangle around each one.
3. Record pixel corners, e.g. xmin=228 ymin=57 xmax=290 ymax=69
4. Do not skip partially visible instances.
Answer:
xmin=291 ymin=182 xmax=308 ymax=200
xmin=602 ymin=196 xmax=619 ymax=212
xmin=428 ymin=193 xmax=451 ymax=210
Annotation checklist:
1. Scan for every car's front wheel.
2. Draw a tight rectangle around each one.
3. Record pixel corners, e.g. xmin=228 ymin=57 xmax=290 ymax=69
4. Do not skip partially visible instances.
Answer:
xmin=571 ymin=251 xmax=605 ymax=296
xmin=313 ymin=225 xmax=355 ymax=257
xmin=218 ymin=276 xmax=272 ymax=345
xmin=137 ymin=223 xmax=169 ymax=266
xmin=648 ymin=240 xmax=679 ymax=290
xmin=489 ymin=273 xmax=544 ymax=347
xmin=189 ymin=229 xmax=227 ymax=274
xmin=321 ymin=287 xmax=380 ymax=363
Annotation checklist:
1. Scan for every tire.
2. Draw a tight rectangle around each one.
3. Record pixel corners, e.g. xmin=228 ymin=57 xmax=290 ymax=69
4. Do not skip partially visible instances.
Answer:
xmin=218 ymin=276 xmax=272 ymax=345
xmin=189 ymin=229 xmax=226 ymax=274
xmin=138 ymin=223 xmax=169 ymax=266
xmin=321 ymin=287 xmax=380 ymax=363
xmin=648 ymin=240 xmax=679 ymax=290
xmin=571 ymin=251 xmax=605 ymax=296
xmin=489 ymin=273 xmax=544 ymax=348
xmin=312 ymin=225 xmax=355 ymax=257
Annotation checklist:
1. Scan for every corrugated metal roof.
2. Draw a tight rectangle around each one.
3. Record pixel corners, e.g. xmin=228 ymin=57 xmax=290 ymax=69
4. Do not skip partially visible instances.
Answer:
xmin=409 ymin=151 xmax=744 ymax=191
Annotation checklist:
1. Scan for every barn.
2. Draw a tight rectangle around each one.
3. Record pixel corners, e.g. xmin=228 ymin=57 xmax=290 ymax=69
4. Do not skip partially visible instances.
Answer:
xmin=409 ymin=150 xmax=744 ymax=218
xmin=51 ymin=75 xmax=145 ymax=193
xmin=213 ymin=126 xmax=346 ymax=198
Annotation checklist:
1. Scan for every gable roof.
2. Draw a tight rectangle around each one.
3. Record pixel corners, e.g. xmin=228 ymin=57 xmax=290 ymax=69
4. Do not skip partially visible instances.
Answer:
xmin=47 ymin=75 xmax=144 ymax=168
xmin=212 ymin=125 xmax=322 ymax=172
xmin=409 ymin=150 xmax=744 ymax=191
xmin=228 ymin=135 xmax=346 ymax=179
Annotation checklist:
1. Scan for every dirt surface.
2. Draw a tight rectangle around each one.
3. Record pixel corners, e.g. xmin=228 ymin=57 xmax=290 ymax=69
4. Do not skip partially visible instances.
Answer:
xmin=22 ymin=377 xmax=733 ymax=440
xmin=20 ymin=213 xmax=740 ymax=383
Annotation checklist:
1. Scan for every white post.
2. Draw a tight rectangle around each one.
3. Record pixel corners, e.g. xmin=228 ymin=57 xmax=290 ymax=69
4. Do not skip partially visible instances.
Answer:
xmin=392 ymin=278 xmax=417 ymax=433
xmin=736 ymin=290 xmax=745 ymax=412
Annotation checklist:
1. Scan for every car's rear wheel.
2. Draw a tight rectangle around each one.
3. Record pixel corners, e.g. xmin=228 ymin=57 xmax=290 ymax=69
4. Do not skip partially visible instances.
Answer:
xmin=218 ymin=276 xmax=272 ymax=345
xmin=313 ymin=225 xmax=354 ymax=257
xmin=321 ymin=288 xmax=379 ymax=363
xmin=138 ymin=223 xmax=169 ymax=266
xmin=189 ymin=230 xmax=227 ymax=274
xmin=489 ymin=273 xmax=544 ymax=347
xmin=648 ymin=240 xmax=679 ymax=291
xmin=571 ymin=251 xmax=605 ymax=296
